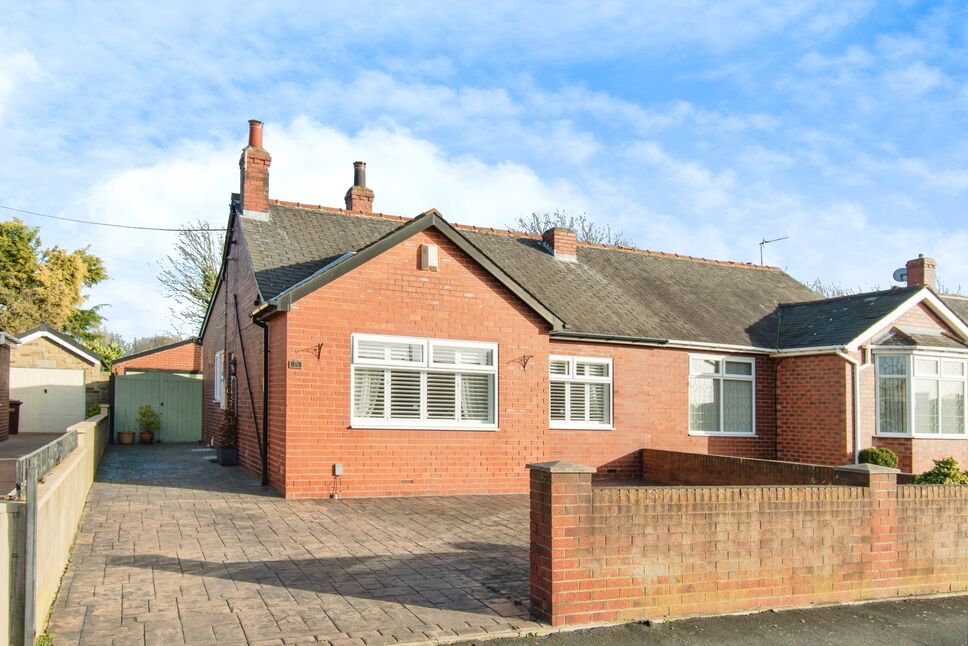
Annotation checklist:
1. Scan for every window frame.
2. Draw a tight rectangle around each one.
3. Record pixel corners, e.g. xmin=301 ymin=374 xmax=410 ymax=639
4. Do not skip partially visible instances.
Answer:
xmin=874 ymin=350 xmax=968 ymax=439
xmin=213 ymin=350 xmax=225 ymax=409
xmin=548 ymin=355 xmax=614 ymax=431
xmin=687 ymin=353 xmax=756 ymax=437
xmin=350 ymin=333 xmax=499 ymax=431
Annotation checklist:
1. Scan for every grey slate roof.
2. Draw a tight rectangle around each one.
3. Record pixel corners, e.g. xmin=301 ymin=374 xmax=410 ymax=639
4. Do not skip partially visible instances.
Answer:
xmin=775 ymin=287 xmax=920 ymax=350
xmin=943 ymin=296 xmax=968 ymax=326
xmin=241 ymin=204 xmax=820 ymax=348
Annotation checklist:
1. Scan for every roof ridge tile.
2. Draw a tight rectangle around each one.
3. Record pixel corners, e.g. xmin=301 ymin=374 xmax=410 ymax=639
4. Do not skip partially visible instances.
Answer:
xmin=268 ymin=199 xmax=779 ymax=271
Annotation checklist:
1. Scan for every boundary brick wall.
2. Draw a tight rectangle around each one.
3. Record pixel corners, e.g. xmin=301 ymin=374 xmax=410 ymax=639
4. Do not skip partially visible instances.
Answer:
xmin=641 ymin=449 xmax=843 ymax=485
xmin=113 ymin=342 xmax=203 ymax=375
xmin=529 ymin=459 xmax=968 ymax=626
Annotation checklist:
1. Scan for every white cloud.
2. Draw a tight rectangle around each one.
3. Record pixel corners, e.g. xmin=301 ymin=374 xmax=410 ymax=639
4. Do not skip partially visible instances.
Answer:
xmin=0 ymin=48 xmax=40 ymax=124
xmin=884 ymin=61 xmax=945 ymax=97
xmin=76 ymin=118 xmax=592 ymax=337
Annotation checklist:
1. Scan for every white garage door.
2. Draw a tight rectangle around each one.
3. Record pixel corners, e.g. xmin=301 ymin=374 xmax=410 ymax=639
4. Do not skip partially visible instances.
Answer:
xmin=10 ymin=368 xmax=86 ymax=434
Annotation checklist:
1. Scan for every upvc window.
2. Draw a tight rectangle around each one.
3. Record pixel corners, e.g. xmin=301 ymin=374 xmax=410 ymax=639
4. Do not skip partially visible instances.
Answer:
xmin=688 ymin=355 xmax=755 ymax=435
xmin=351 ymin=333 xmax=497 ymax=430
xmin=549 ymin=356 xmax=613 ymax=429
xmin=877 ymin=353 xmax=967 ymax=437
xmin=213 ymin=350 xmax=225 ymax=408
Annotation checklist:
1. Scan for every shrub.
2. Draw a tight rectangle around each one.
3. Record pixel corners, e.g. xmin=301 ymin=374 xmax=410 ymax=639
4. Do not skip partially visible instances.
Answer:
xmin=136 ymin=404 xmax=160 ymax=434
xmin=858 ymin=447 xmax=898 ymax=468
xmin=915 ymin=457 xmax=968 ymax=485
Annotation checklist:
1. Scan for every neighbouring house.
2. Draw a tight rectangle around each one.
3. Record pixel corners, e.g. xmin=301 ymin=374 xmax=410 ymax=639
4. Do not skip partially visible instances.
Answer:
xmin=112 ymin=338 xmax=202 ymax=375
xmin=200 ymin=120 xmax=968 ymax=498
xmin=0 ymin=332 xmax=18 ymax=442
xmin=9 ymin=325 xmax=107 ymax=433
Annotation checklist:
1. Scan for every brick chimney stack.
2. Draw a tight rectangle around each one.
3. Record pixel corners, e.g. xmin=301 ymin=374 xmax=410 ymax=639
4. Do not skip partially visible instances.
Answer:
xmin=240 ymin=119 xmax=271 ymax=215
xmin=344 ymin=161 xmax=374 ymax=213
xmin=906 ymin=254 xmax=937 ymax=291
xmin=542 ymin=227 xmax=578 ymax=263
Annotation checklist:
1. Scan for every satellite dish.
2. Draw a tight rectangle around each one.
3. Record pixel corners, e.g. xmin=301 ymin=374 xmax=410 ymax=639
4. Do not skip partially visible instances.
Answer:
xmin=893 ymin=267 xmax=908 ymax=283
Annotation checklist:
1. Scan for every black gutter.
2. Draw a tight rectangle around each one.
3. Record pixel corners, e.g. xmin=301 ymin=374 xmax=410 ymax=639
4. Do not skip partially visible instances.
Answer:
xmin=253 ymin=317 xmax=270 ymax=487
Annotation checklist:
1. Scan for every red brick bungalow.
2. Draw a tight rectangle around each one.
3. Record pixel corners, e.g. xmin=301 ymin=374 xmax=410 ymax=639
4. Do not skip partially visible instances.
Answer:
xmin=112 ymin=338 xmax=202 ymax=376
xmin=200 ymin=120 xmax=968 ymax=497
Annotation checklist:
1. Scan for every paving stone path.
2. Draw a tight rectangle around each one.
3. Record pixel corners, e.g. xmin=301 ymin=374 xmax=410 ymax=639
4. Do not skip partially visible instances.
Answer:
xmin=46 ymin=444 xmax=538 ymax=645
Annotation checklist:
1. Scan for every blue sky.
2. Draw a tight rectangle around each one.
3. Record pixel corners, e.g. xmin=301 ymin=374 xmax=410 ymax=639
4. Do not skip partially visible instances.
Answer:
xmin=2 ymin=1 xmax=967 ymax=338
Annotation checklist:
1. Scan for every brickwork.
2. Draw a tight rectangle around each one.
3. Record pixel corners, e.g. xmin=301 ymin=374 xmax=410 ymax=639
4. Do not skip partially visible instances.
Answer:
xmin=200 ymin=222 xmax=286 ymax=491
xmin=529 ymin=460 xmax=968 ymax=626
xmin=776 ymin=354 xmax=851 ymax=465
xmin=0 ymin=344 xmax=9 ymax=441
xmin=112 ymin=341 xmax=202 ymax=375
xmin=548 ymin=345 xmax=777 ymax=481
xmin=240 ymin=148 xmax=271 ymax=213
xmin=541 ymin=228 xmax=577 ymax=259
xmin=641 ymin=449 xmax=842 ymax=485
xmin=283 ymin=228 xmax=549 ymax=499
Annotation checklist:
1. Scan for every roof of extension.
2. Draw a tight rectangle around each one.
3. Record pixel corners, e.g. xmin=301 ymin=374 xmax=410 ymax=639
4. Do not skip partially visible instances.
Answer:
xmin=240 ymin=202 xmax=819 ymax=348
xmin=774 ymin=287 xmax=923 ymax=350
xmin=942 ymin=295 xmax=968 ymax=326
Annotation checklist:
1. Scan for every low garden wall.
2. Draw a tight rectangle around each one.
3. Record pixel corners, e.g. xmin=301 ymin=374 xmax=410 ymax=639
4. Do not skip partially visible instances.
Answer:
xmin=528 ymin=453 xmax=968 ymax=626
xmin=0 ymin=409 xmax=109 ymax=645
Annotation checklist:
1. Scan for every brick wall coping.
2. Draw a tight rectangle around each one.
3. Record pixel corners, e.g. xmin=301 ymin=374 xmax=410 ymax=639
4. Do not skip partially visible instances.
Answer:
xmin=833 ymin=463 xmax=901 ymax=474
xmin=527 ymin=460 xmax=597 ymax=474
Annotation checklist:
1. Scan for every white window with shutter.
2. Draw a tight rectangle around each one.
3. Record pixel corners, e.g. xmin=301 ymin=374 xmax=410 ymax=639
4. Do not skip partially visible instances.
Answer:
xmin=351 ymin=333 xmax=498 ymax=430
xmin=213 ymin=350 xmax=225 ymax=409
xmin=549 ymin=355 xmax=613 ymax=429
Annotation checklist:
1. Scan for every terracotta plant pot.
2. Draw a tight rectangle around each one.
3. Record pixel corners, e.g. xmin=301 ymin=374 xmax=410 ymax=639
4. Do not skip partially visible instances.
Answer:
xmin=118 ymin=431 xmax=135 ymax=445
xmin=140 ymin=431 xmax=153 ymax=444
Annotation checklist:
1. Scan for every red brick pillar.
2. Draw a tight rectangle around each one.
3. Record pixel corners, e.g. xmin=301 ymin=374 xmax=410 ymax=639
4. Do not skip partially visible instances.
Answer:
xmin=834 ymin=463 xmax=900 ymax=591
xmin=527 ymin=460 xmax=596 ymax=626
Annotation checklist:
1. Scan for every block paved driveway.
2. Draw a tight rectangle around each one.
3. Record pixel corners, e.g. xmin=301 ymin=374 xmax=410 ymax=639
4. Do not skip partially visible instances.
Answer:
xmin=47 ymin=444 xmax=539 ymax=645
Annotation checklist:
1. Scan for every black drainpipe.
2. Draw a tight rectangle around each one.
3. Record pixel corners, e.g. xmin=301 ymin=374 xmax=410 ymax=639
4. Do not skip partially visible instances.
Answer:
xmin=253 ymin=317 xmax=270 ymax=487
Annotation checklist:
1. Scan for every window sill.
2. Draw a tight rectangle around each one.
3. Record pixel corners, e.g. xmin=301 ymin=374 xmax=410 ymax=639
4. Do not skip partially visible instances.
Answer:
xmin=874 ymin=433 xmax=968 ymax=440
xmin=351 ymin=424 xmax=499 ymax=432
xmin=688 ymin=431 xmax=757 ymax=438
xmin=550 ymin=424 xmax=615 ymax=431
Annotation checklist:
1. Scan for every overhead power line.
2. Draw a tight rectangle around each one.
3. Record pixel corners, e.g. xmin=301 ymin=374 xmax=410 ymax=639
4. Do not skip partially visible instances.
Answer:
xmin=0 ymin=204 xmax=227 ymax=232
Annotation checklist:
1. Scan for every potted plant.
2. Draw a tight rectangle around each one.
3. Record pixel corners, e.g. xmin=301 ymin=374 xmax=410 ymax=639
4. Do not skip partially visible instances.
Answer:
xmin=137 ymin=404 xmax=160 ymax=444
xmin=117 ymin=429 xmax=135 ymax=445
xmin=215 ymin=387 xmax=239 ymax=466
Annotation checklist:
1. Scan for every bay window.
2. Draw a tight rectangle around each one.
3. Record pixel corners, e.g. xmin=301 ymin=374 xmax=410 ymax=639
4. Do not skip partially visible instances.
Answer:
xmin=877 ymin=353 xmax=967 ymax=437
xmin=351 ymin=334 xmax=497 ymax=430
xmin=549 ymin=356 xmax=613 ymax=429
xmin=688 ymin=355 xmax=755 ymax=435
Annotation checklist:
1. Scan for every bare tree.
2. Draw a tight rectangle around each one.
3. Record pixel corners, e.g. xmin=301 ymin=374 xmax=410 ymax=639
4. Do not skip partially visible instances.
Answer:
xmin=511 ymin=210 xmax=631 ymax=246
xmin=806 ymin=279 xmax=881 ymax=299
xmin=157 ymin=219 xmax=221 ymax=335
xmin=808 ymin=277 xmax=963 ymax=298
xmin=129 ymin=334 xmax=183 ymax=354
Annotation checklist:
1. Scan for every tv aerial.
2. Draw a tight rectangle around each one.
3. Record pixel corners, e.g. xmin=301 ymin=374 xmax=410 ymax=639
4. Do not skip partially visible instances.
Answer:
xmin=759 ymin=235 xmax=789 ymax=265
